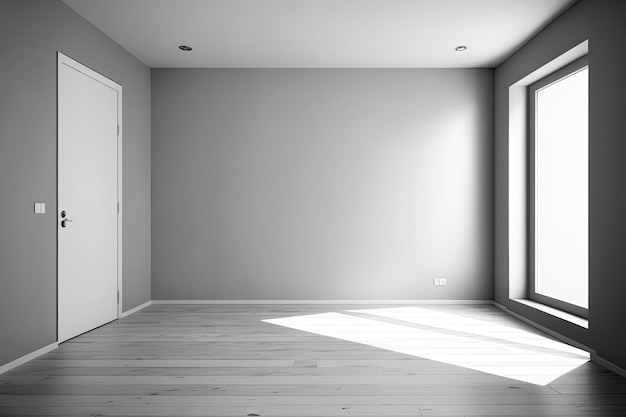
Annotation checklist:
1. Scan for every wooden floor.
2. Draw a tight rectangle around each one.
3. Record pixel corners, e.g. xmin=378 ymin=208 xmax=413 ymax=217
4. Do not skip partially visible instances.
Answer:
xmin=1 ymin=303 xmax=626 ymax=416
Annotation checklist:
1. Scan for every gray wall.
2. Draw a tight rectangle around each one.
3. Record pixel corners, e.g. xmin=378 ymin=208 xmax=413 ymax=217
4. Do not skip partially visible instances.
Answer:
xmin=494 ymin=0 xmax=626 ymax=370
xmin=0 ymin=0 xmax=151 ymax=367
xmin=152 ymin=69 xmax=493 ymax=301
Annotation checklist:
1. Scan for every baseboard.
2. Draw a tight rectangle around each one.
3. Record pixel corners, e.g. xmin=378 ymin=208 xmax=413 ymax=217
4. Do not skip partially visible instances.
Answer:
xmin=494 ymin=302 xmax=592 ymax=355
xmin=0 ymin=342 xmax=58 ymax=375
xmin=591 ymin=353 xmax=626 ymax=379
xmin=120 ymin=300 xmax=152 ymax=318
xmin=1 ymin=301 xmax=152 ymax=374
xmin=152 ymin=299 xmax=494 ymax=305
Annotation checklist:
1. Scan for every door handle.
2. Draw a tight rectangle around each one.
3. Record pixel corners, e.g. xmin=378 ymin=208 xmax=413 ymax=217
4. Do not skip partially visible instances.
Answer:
xmin=60 ymin=210 xmax=73 ymax=227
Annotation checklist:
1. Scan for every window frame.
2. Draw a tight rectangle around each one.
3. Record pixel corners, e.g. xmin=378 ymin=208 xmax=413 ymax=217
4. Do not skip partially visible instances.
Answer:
xmin=528 ymin=55 xmax=589 ymax=319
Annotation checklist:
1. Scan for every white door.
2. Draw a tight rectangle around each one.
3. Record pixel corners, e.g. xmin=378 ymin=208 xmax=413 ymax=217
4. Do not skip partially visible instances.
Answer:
xmin=57 ymin=53 xmax=121 ymax=343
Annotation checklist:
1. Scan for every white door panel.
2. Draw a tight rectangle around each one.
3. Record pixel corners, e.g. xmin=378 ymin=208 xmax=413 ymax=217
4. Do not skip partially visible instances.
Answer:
xmin=58 ymin=53 xmax=120 ymax=343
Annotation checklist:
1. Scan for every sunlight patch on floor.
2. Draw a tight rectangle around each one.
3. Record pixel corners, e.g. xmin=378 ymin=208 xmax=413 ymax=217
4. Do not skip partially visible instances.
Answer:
xmin=264 ymin=307 xmax=589 ymax=386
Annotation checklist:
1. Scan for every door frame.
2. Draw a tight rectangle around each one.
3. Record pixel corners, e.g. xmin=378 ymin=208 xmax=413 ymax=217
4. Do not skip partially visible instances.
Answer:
xmin=57 ymin=52 xmax=123 ymax=330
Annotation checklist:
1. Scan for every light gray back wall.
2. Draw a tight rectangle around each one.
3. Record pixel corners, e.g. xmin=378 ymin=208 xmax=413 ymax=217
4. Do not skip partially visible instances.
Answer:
xmin=0 ymin=0 xmax=151 ymax=367
xmin=152 ymin=69 xmax=493 ymax=301
xmin=495 ymin=0 xmax=626 ymax=370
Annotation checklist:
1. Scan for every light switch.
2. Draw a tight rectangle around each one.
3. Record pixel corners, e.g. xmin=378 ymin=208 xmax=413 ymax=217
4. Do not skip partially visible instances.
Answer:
xmin=34 ymin=202 xmax=46 ymax=214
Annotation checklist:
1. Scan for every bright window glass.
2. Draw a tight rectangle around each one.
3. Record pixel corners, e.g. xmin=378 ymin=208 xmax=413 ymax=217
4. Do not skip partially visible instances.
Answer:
xmin=534 ymin=67 xmax=588 ymax=310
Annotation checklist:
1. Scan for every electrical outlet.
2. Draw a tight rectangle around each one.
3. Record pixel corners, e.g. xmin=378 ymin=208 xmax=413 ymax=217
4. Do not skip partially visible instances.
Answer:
xmin=440 ymin=278 xmax=447 ymax=286
xmin=433 ymin=278 xmax=447 ymax=286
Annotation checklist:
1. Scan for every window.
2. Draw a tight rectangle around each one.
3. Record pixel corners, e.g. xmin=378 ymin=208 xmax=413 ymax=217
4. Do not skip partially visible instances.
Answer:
xmin=529 ymin=57 xmax=589 ymax=318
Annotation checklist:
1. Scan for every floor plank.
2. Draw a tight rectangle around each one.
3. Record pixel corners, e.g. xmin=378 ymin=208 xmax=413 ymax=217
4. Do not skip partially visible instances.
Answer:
xmin=1 ymin=304 xmax=625 ymax=417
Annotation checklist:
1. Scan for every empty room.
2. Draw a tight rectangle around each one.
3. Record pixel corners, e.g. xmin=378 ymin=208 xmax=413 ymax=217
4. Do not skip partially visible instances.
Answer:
xmin=1 ymin=0 xmax=626 ymax=415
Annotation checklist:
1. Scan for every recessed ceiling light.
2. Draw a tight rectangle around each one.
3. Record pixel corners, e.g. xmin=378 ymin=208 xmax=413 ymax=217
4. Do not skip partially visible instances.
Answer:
xmin=455 ymin=45 xmax=468 ymax=52
xmin=178 ymin=45 xmax=193 ymax=51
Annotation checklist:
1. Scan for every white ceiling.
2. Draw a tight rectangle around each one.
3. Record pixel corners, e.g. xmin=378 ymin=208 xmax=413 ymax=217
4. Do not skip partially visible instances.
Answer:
xmin=62 ymin=0 xmax=578 ymax=68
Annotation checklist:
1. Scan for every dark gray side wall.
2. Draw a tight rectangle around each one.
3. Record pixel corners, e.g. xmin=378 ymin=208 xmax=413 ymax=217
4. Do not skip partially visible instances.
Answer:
xmin=0 ymin=0 xmax=151 ymax=367
xmin=151 ymin=69 xmax=494 ymax=301
xmin=494 ymin=0 xmax=626 ymax=369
